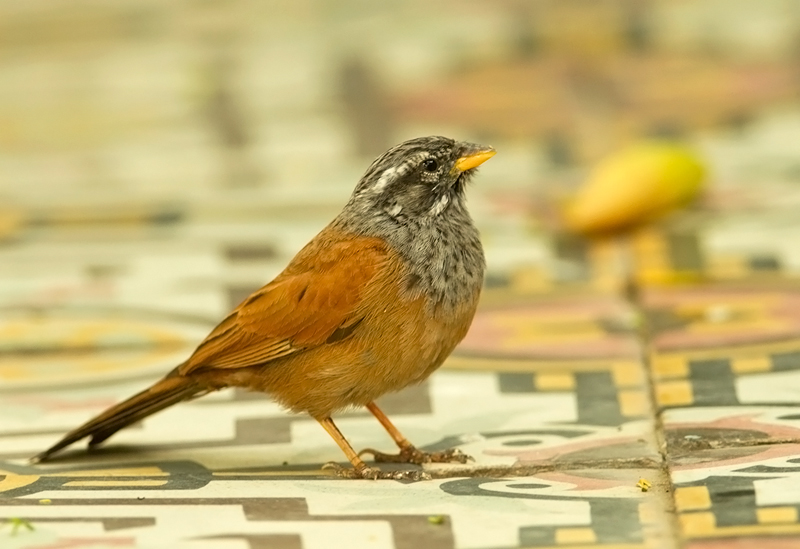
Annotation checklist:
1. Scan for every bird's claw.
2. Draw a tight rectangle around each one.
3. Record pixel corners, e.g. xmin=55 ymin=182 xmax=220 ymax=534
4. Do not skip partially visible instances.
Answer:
xmin=359 ymin=446 xmax=472 ymax=465
xmin=321 ymin=461 xmax=430 ymax=481
xmin=428 ymin=447 xmax=473 ymax=464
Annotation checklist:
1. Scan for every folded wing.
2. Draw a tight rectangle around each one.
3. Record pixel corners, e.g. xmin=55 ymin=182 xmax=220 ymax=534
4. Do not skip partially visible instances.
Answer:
xmin=180 ymin=235 xmax=391 ymax=374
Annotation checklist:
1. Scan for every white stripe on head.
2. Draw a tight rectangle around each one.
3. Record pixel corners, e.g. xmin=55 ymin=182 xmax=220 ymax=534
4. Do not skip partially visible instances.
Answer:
xmin=371 ymin=159 xmax=417 ymax=195
xmin=430 ymin=193 xmax=449 ymax=215
xmin=372 ymin=167 xmax=398 ymax=193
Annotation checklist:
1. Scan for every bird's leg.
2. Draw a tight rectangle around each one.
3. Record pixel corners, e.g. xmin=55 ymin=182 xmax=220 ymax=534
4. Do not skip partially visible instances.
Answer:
xmin=317 ymin=417 xmax=428 ymax=480
xmin=357 ymin=402 xmax=471 ymax=464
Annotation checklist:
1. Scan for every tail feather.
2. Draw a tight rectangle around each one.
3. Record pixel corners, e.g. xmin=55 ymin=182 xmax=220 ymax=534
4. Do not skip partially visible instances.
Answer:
xmin=33 ymin=375 xmax=204 ymax=463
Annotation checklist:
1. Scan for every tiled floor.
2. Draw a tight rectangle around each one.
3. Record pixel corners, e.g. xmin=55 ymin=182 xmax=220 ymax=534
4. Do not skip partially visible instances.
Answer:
xmin=4 ymin=194 xmax=800 ymax=549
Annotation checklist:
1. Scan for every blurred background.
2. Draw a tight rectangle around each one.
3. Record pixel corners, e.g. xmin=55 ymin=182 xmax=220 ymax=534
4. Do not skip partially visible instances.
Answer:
xmin=4 ymin=0 xmax=800 ymax=385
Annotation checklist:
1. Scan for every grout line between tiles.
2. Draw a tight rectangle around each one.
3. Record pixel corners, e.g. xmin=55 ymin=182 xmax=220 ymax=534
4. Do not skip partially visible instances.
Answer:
xmin=423 ymin=456 xmax=663 ymax=479
xmin=628 ymin=274 xmax=683 ymax=549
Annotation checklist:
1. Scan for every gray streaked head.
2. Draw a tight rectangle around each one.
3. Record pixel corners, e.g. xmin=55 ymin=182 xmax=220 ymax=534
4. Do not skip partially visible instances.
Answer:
xmin=336 ymin=136 xmax=495 ymax=310
xmin=347 ymin=136 xmax=495 ymax=221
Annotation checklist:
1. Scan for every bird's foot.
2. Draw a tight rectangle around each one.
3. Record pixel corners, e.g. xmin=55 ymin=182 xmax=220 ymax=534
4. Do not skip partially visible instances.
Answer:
xmin=359 ymin=445 xmax=472 ymax=465
xmin=322 ymin=461 xmax=430 ymax=481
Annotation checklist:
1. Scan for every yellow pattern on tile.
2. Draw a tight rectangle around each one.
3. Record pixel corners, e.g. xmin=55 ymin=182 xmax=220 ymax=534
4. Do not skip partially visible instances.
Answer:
xmin=612 ymin=361 xmax=644 ymax=387
xmin=682 ymin=523 xmax=800 ymax=538
xmin=655 ymin=380 xmax=693 ymax=406
xmin=554 ymin=526 xmax=597 ymax=544
xmin=0 ymin=470 xmax=40 ymax=494
xmin=757 ymin=507 xmax=799 ymax=524
xmin=675 ymin=486 xmax=711 ymax=512
xmin=619 ymin=389 xmax=648 ymax=416
xmin=679 ymin=511 xmax=716 ymax=536
xmin=649 ymin=354 xmax=688 ymax=379
xmin=731 ymin=356 xmax=772 ymax=374
xmin=536 ymin=373 xmax=576 ymax=391
xmin=499 ymin=318 xmax=606 ymax=347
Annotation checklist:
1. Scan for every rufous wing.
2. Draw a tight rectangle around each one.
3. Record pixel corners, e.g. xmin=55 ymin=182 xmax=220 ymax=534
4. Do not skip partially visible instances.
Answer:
xmin=179 ymin=234 xmax=391 ymax=375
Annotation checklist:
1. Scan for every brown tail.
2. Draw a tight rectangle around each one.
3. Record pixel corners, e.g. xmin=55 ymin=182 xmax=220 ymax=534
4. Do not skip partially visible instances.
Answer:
xmin=33 ymin=373 xmax=205 ymax=463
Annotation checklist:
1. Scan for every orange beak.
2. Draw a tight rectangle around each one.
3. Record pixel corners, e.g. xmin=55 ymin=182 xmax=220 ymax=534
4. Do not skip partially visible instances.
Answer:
xmin=453 ymin=146 xmax=496 ymax=173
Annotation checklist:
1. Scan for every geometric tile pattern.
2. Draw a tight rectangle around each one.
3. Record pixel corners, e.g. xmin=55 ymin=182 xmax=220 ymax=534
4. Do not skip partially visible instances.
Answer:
xmin=644 ymin=280 xmax=800 ymax=548
xmin=7 ymin=214 xmax=800 ymax=548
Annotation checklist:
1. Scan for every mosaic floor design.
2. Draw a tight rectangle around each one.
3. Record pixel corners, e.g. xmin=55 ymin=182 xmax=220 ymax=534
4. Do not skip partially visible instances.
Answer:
xmin=4 ymin=198 xmax=800 ymax=549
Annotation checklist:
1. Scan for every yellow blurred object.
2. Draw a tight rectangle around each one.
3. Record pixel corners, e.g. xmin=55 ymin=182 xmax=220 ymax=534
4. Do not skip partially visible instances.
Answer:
xmin=564 ymin=142 xmax=706 ymax=235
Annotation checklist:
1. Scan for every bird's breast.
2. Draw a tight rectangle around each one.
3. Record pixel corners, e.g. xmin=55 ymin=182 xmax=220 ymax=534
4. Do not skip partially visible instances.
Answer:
xmin=249 ymin=245 xmax=482 ymax=417
xmin=405 ymin=220 xmax=485 ymax=313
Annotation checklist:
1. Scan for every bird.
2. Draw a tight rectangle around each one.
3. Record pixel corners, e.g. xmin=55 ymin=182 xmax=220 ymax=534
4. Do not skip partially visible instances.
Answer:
xmin=33 ymin=136 xmax=496 ymax=480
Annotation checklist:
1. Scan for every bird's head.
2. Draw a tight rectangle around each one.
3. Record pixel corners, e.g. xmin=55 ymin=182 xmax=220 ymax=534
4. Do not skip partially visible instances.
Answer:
xmin=348 ymin=136 xmax=495 ymax=222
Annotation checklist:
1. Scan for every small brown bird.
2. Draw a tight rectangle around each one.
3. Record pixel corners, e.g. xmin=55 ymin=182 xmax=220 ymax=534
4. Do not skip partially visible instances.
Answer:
xmin=34 ymin=136 xmax=495 ymax=479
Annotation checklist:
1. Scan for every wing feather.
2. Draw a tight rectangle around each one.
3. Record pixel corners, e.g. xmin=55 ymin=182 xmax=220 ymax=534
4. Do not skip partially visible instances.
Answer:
xmin=179 ymin=233 xmax=390 ymax=375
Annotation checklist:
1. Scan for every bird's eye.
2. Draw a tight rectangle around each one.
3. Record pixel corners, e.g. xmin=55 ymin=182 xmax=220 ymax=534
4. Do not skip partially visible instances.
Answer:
xmin=422 ymin=158 xmax=439 ymax=172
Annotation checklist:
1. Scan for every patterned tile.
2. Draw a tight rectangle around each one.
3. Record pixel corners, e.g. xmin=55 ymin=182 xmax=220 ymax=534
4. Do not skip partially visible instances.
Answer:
xmin=644 ymin=280 xmax=800 ymax=547
xmin=0 ymin=470 xmax=673 ymax=549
